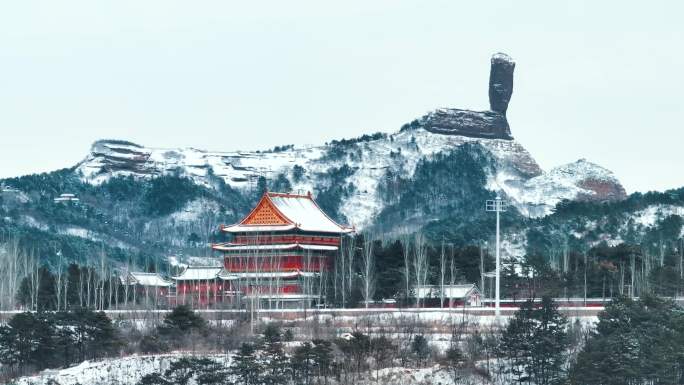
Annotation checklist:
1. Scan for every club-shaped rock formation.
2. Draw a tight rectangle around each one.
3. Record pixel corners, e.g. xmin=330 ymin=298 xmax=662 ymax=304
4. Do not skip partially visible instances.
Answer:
xmin=422 ymin=53 xmax=515 ymax=140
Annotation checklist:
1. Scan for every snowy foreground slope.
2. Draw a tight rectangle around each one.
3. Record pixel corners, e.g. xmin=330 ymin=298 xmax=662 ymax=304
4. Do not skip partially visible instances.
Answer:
xmin=14 ymin=354 xmax=453 ymax=385
xmin=15 ymin=354 xmax=229 ymax=385
xmin=12 ymin=311 xmax=599 ymax=385
xmin=75 ymin=127 xmax=624 ymax=228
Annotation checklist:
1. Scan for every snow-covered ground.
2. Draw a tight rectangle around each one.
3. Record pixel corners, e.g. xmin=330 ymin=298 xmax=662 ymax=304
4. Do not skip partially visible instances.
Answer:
xmin=14 ymin=215 xmax=132 ymax=249
xmin=561 ymin=203 xmax=684 ymax=249
xmin=14 ymin=356 xmax=461 ymax=385
xmin=12 ymin=352 xmax=493 ymax=385
xmin=166 ymin=254 xmax=222 ymax=268
xmin=16 ymin=215 xmax=49 ymax=231
xmin=9 ymin=307 xmax=599 ymax=385
xmin=15 ymin=354 xmax=231 ymax=385
xmin=100 ymin=308 xmax=599 ymax=338
xmin=631 ymin=204 xmax=684 ymax=229
xmin=167 ymin=198 xmax=221 ymax=223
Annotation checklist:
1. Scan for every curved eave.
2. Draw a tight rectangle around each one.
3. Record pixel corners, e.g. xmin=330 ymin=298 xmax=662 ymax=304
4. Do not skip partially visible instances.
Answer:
xmin=220 ymin=223 xmax=353 ymax=234
xmin=221 ymin=224 xmax=297 ymax=233
xmin=298 ymin=225 xmax=355 ymax=234
xmin=219 ymin=271 xmax=319 ymax=281
xmin=171 ymin=276 xmax=220 ymax=281
xmin=212 ymin=243 xmax=339 ymax=252
xmin=242 ymin=293 xmax=319 ymax=300
xmin=299 ymin=193 xmax=355 ymax=234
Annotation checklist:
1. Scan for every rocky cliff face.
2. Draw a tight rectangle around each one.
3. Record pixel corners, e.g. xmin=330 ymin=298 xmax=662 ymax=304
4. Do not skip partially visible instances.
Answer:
xmin=422 ymin=53 xmax=514 ymax=140
xmin=419 ymin=108 xmax=511 ymax=140
xmin=87 ymin=140 xmax=153 ymax=175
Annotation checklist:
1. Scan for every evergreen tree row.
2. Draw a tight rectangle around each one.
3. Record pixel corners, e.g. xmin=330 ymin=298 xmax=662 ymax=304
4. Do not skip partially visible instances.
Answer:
xmin=0 ymin=309 xmax=121 ymax=376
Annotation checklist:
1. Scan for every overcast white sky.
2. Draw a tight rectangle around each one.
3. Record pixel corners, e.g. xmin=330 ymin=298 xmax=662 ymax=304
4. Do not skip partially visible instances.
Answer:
xmin=0 ymin=1 xmax=682 ymax=193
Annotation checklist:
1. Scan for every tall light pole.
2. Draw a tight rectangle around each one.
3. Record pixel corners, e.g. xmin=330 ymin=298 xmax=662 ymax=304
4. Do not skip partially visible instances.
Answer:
xmin=486 ymin=196 xmax=507 ymax=320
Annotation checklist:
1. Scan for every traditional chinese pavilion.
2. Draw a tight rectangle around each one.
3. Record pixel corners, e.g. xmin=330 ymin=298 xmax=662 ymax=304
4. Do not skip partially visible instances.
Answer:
xmin=212 ymin=191 xmax=353 ymax=309
xmin=170 ymin=266 xmax=224 ymax=307
xmin=121 ymin=271 xmax=173 ymax=307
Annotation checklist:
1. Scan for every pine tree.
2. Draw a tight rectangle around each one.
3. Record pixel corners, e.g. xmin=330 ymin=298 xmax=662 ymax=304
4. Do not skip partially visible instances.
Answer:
xmin=530 ymin=296 xmax=568 ymax=385
xmin=311 ymin=339 xmax=334 ymax=385
xmin=137 ymin=372 xmax=171 ymax=385
xmin=444 ymin=345 xmax=466 ymax=384
xmin=88 ymin=311 xmax=122 ymax=358
xmin=231 ymin=343 xmax=261 ymax=385
xmin=163 ymin=357 xmax=197 ymax=385
xmin=335 ymin=332 xmax=371 ymax=380
xmin=498 ymin=300 xmax=535 ymax=383
xmin=498 ymin=297 xmax=569 ymax=384
xmin=292 ymin=342 xmax=316 ymax=385
xmin=0 ymin=312 xmax=58 ymax=373
xmin=412 ymin=334 xmax=430 ymax=367
xmin=568 ymin=295 xmax=684 ymax=385
xmin=16 ymin=267 xmax=58 ymax=311
xmin=261 ymin=324 xmax=289 ymax=385
xmin=157 ymin=305 xmax=207 ymax=350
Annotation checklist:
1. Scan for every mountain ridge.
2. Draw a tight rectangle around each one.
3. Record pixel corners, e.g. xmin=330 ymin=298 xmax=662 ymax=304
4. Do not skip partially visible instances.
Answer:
xmin=70 ymin=52 xmax=625 ymax=227
xmin=74 ymin=123 xmax=625 ymax=228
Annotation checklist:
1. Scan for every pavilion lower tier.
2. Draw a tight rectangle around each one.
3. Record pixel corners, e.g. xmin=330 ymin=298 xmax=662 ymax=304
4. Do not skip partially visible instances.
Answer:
xmin=223 ymin=253 xmax=331 ymax=272
xmin=231 ymin=233 xmax=341 ymax=246
xmin=173 ymin=277 xmax=322 ymax=297
xmin=228 ymin=281 xmax=313 ymax=295
xmin=230 ymin=276 xmax=325 ymax=309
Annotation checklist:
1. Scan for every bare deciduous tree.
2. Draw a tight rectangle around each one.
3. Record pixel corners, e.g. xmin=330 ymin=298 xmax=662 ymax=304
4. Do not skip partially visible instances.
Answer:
xmin=440 ymin=240 xmax=446 ymax=308
xmin=361 ymin=234 xmax=376 ymax=308
xmin=55 ymin=251 xmax=64 ymax=311
xmin=401 ymin=233 xmax=412 ymax=305
xmin=413 ymin=233 xmax=428 ymax=308
xmin=345 ymin=235 xmax=356 ymax=308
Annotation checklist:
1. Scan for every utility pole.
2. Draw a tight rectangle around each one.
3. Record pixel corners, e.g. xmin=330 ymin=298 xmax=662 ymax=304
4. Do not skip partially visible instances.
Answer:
xmin=486 ymin=196 xmax=507 ymax=321
xmin=480 ymin=241 xmax=486 ymax=302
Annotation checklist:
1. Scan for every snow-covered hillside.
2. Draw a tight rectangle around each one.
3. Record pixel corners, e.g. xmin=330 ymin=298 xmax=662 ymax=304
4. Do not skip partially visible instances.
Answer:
xmin=13 ymin=354 xmax=470 ymax=385
xmin=76 ymin=127 xmax=625 ymax=229
xmin=15 ymin=354 xmax=231 ymax=385
xmin=499 ymin=159 xmax=627 ymax=217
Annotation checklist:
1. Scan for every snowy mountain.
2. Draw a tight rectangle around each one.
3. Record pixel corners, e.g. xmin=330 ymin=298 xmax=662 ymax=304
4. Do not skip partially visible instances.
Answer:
xmin=75 ymin=127 xmax=623 ymax=229
xmin=73 ymin=52 xmax=624 ymax=229
xmin=499 ymin=159 xmax=626 ymax=218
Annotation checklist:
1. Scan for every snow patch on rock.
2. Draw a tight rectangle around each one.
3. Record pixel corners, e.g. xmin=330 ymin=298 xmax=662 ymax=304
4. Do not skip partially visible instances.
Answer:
xmin=169 ymin=198 xmax=221 ymax=223
xmin=631 ymin=204 xmax=683 ymax=227
xmin=17 ymin=215 xmax=50 ymax=231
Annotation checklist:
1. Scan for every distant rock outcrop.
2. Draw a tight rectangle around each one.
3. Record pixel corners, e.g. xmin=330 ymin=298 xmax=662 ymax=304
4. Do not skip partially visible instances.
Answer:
xmin=86 ymin=140 xmax=152 ymax=176
xmin=508 ymin=159 xmax=627 ymax=217
xmin=422 ymin=53 xmax=515 ymax=140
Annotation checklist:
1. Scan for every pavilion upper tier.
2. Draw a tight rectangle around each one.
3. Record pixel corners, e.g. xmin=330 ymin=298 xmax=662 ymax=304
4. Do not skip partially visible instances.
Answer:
xmin=217 ymin=191 xmax=354 ymax=236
